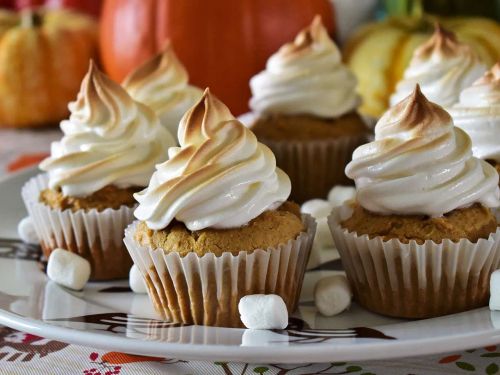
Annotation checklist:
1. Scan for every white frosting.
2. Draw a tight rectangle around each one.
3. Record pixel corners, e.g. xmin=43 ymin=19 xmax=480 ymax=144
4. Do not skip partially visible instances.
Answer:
xmin=249 ymin=16 xmax=360 ymax=118
xmin=123 ymin=45 xmax=203 ymax=137
xmin=450 ymin=63 xmax=500 ymax=162
xmin=346 ymin=86 xmax=500 ymax=216
xmin=390 ymin=26 xmax=487 ymax=109
xmin=134 ymin=89 xmax=291 ymax=231
xmin=40 ymin=63 xmax=175 ymax=197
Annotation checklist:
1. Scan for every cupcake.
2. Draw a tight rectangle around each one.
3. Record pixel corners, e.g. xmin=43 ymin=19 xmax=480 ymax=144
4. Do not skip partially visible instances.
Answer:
xmin=390 ymin=25 xmax=487 ymax=109
xmin=329 ymin=85 xmax=500 ymax=318
xmin=247 ymin=16 xmax=368 ymax=203
xmin=22 ymin=62 xmax=175 ymax=280
xmin=124 ymin=89 xmax=316 ymax=327
xmin=122 ymin=43 xmax=203 ymax=137
xmin=450 ymin=63 xmax=500 ymax=182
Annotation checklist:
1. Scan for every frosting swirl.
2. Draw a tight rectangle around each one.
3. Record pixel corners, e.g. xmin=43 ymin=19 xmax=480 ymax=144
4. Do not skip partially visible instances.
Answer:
xmin=134 ymin=89 xmax=291 ymax=231
xmin=346 ymin=85 xmax=500 ymax=216
xmin=249 ymin=15 xmax=360 ymax=118
xmin=123 ymin=44 xmax=203 ymax=137
xmin=40 ymin=62 xmax=175 ymax=197
xmin=450 ymin=63 xmax=500 ymax=161
xmin=390 ymin=25 xmax=487 ymax=109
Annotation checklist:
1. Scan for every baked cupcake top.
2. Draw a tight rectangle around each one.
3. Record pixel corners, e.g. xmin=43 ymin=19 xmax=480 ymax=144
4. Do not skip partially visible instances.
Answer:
xmin=346 ymin=85 xmax=500 ymax=217
xmin=123 ymin=44 xmax=203 ymax=136
xmin=249 ymin=15 xmax=359 ymax=119
xmin=390 ymin=25 xmax=486 ymax=109
xmin=40 ymin=62 xmax=175 ymax=197
xmin=134 ymin=89 xmax=291 ymax=231
xmin=450 ymin=62 xmax=500 ymax=162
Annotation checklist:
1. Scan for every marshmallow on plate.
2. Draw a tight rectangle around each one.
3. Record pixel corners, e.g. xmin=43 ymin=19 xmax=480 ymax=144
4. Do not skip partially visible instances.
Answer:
xmin=17 ymin=216 xmax=38 ymax=244
xmin=47 ymin=248 xmax=91 ymax=290
xmin=327 ymin=185 xmax=356 ymax=207
xmin=314 ymin=275 xmax=352 ymax=316
xmin=490 ymin=270 xmax=500 ymax=311
xmin=129 ymin=264 xmax=147 ymax=293
xmin=238 ymin=294 xmax=288 ymax=329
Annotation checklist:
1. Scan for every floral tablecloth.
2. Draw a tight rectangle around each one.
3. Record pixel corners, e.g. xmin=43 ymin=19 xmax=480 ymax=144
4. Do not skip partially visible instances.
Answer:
xmin=0 ymin=128 xmax=499 ymax=375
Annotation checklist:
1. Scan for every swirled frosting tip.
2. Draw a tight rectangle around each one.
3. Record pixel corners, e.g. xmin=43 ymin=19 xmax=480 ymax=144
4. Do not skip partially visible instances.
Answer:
xmin=475 ymin=62 xmax=500 ymax=86
xmin=379 ymin=84 xmax=452 ymax=139
xmin=416 ymin=23 xmax=473 ymax=59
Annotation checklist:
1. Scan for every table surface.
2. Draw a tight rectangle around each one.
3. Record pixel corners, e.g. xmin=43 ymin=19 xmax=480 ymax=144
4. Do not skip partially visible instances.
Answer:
xmin=0 ymin=128 xmax=498 ymax=375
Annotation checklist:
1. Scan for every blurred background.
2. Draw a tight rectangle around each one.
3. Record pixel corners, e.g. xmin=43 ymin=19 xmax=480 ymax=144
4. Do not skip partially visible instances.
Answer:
xmin=1 ymin=0 xmax=500 ymax=173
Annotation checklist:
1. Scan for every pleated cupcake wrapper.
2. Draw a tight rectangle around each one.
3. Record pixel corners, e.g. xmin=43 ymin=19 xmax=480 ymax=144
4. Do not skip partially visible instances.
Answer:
xmin=328 ymin=204 xmax=500 ymax=319
xmin=124 ymin=215 xmax=316 ymax=328
xmin=21 ymin=174 xmax=135 ymax=280
xmin=261 ymin=135 xmax=367 ymax=203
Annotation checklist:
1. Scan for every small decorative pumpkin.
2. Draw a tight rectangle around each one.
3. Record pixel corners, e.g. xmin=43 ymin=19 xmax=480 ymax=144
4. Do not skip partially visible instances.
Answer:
xmin=99 ymin=0 xmax=335 ymax=115
xmin=0 ymin=9 xmax=97 ymax=128
xmin=344 ymin=15 xmax=500 ymax=118
xmin=1 ymin=0 xmax=102 ymax=17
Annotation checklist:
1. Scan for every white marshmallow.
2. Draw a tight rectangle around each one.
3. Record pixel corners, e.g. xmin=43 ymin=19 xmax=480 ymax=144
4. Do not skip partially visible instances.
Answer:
xmin=47 ymin=248 xmax=91 ymax=290
xmin=327 ymin=186 xmax=356 ymax=207
xmin=17 ymin=216 xmax=38 ymax=244
xmin=301 ymin=199 xmax=333 ymax=219
xmin=315 ymin=217 xmax=334 ymax=249
xmin=238 ymin=294 xmax=288 ymax=330
xmin=129 ymin=264 xmax=147 ymax=294
xmin=314 ymin=275 xmax=352 ymax=316
xmin=489 ymin=270 xmax=500 ymax=311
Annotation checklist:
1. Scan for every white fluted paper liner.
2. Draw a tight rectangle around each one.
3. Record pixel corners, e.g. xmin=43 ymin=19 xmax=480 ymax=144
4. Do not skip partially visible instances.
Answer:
xmin=328 ymin=204 xmax=500 ymax=318
xmin=21 ymin=174 xmax=135 ymax=280
xmin=124 ymin=214 xmax=316 ymax=327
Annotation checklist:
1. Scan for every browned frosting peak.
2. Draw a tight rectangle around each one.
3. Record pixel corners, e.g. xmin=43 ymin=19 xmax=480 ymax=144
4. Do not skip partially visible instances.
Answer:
xmin=279 ymin=15 xmax=326 ymax=59
xmin=415 ymin=24 xmax=474 ymax=59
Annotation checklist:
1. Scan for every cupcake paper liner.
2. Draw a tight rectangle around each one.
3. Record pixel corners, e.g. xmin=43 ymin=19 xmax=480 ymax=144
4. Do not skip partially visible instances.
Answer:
xmin=261 ymin=135 xmax=366 ymax=203
xmin=21 ymin=174 xmax=135 ymax=280
xmin=328 ymin=204 xmax=500 ymax=319
xmin=124 ymin=215 xmax=316 ymax=328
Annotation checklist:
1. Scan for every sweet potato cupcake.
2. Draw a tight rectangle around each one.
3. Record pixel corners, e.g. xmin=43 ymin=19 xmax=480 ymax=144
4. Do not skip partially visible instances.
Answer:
xmin=124 ymin=89 xmax=316 ymax=327
xmin=329 ymin=85 xmax=500 ymax=318
xmin=22 ymin=62 xmax=175 ymax=280
xmin=390 ymin=25 xmax=486 ymax=109
xmin=450 ymin=62 xmax=500 ymax=185
xmin=123 ymin=43 xmax=203 ymax=137
xmin=247 ymin=16 xmax=369 ymax=203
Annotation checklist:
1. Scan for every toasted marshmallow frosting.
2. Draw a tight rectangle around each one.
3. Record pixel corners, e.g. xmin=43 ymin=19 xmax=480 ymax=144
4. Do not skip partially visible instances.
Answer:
xmin=346 ymin=85 xmax=500 ymax=217
xmin=134 ymin=89 xmax=291 ymax=231
xmin=249 ymin=16 xmax=360 ymax=118
xmin=123 ymin=45 xmax=203 ymax=136
xmin=40 ymin=63 xmax=175 ymax=197
xmin=390 ymin=26 xmax=487 ymax=109
xmin=450 ymin=63 xmax=500 ymax=162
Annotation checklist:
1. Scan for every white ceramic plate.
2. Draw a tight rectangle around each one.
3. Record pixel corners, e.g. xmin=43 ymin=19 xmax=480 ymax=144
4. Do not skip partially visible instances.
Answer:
xmin=0 ymin=168 xmax=499 ymax=363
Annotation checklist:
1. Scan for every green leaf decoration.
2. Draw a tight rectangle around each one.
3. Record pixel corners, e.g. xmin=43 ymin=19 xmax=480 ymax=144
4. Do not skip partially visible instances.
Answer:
xmin=486 ymin=363 xmax=499 ymax=375
xmin=332 ymin=362 xmax=347 ymax=366
xmin=253 ymin=367 xmax=269 ymax=374
xmin=482 ymin=353 xmax=500 ymax=358
xmin=346 ymin=366 xmax=363 ymax=373
xmin=456 ymin=362 xmax=476 ymax=371
xmin=214 ymin=362 xmax=227 ymax=366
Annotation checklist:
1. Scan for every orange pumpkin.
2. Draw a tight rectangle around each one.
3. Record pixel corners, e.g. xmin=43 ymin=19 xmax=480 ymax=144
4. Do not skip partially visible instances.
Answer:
xmin=99 ymin=0 xmax=335 ymax=115
xmin=0 ymin=9 xmax=97 ymax=128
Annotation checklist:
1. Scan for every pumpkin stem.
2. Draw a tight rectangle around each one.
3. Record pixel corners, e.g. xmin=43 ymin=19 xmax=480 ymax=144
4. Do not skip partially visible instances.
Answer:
xmin=20 ymin=10 xmax=43 ymax=28
xmin=410 ymin=0 xmax=424 ymax=19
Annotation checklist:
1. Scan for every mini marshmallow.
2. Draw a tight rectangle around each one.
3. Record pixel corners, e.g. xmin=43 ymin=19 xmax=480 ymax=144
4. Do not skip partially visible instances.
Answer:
xmin=314 ymin=275 xmax=352 ymax=317
xmin=47 ymin=248 xmax=91 ymax=290
xmin=327 ymin=186 xmax=356 ymax=207
xmin=238 ymin=294 xmax=288 ymax=330
xmin=17 ymin=217 xmax=38 ymax=244
xmin=301 ymin=199 xmax=333 ymax=219
xmin=129 ymin=264 xmax=147 ymax=294
xmin=489 ymin=270 xmax=500 ymax=311
xmin=315 ymin=217 xmax=334 ymax=249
